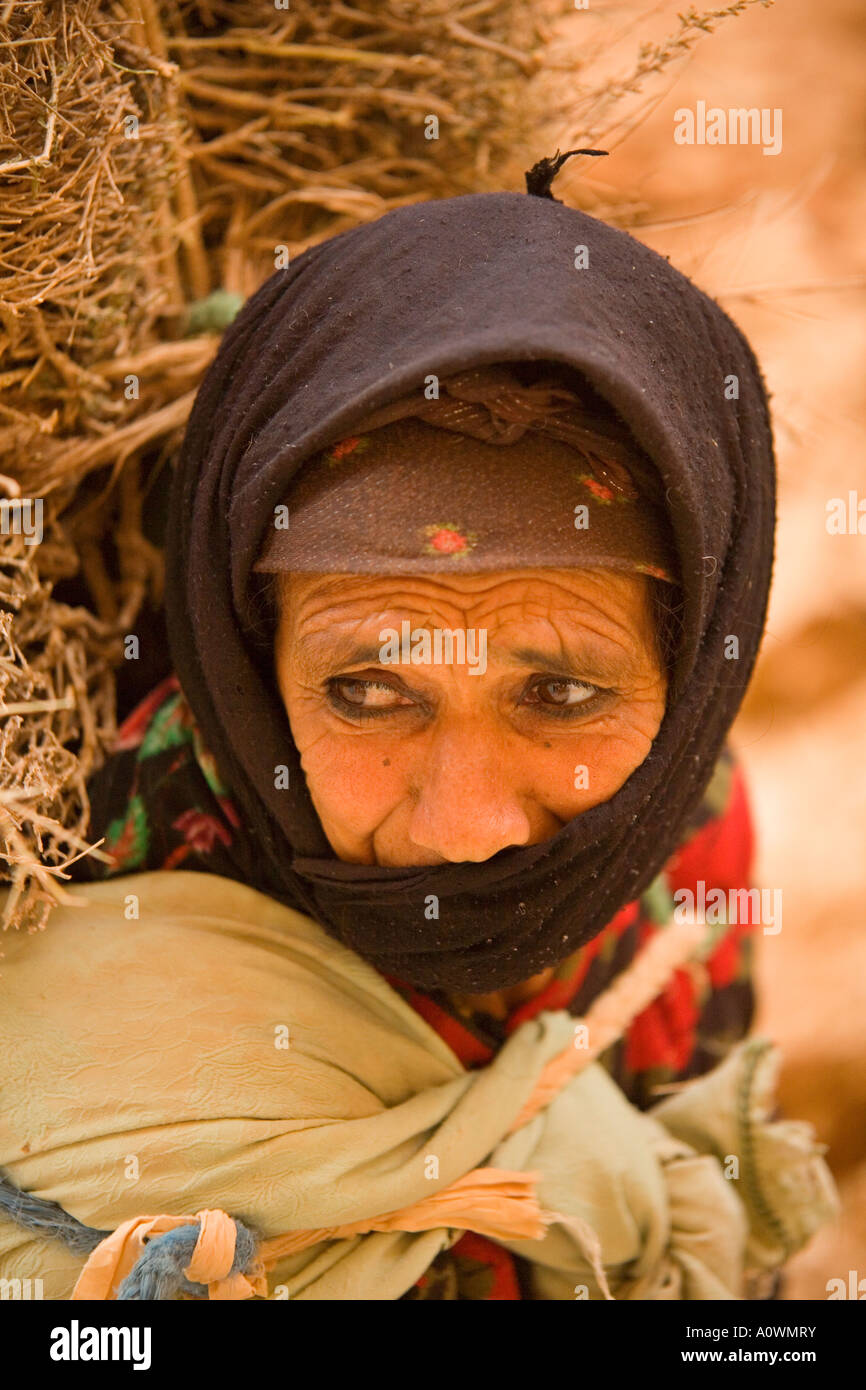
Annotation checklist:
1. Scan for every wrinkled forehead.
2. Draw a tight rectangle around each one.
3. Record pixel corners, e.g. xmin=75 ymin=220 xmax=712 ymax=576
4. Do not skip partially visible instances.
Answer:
xmin=275 ymin=566 xmax=663 ymax=685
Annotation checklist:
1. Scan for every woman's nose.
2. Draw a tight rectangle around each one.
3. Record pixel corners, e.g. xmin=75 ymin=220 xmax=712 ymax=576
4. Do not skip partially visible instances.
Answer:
xmin=406 ymin=723 xmax=533 ymax=863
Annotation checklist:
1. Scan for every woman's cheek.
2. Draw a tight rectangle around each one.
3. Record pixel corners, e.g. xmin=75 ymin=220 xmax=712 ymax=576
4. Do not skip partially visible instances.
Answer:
xmin=299 ymin=726 xmax=404 ymax=835
xmin=540 ymin=711 xmax=662 ymax=816
xmin=534 ymin=739 xmax=625 ymax=818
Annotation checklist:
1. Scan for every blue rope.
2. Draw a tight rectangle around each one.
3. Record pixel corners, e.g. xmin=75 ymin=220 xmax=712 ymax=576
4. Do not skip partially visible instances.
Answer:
xmin=116 ymin=1221 xmax=259 ymax=1300
xmin=0 ymin=1170 xmax=261 ymax=1299
xmin=0 ymin=1172 xmax=109 ymax=1256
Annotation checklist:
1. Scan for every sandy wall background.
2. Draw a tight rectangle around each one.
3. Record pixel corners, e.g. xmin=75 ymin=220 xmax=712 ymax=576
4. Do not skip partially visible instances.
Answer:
xmin=525 ymin=0 xmax=866 ymax=1299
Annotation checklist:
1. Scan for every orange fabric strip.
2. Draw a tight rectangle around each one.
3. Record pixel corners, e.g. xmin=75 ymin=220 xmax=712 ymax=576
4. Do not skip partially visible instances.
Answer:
xmin=258 ymin=1166 xmax=550 ymax=1265
xmin=184 ymin=1208 xmax=236 ymax=1284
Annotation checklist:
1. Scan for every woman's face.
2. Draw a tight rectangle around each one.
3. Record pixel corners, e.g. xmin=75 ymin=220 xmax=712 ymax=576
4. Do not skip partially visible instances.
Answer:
xmin=274 ymin=568 xmax=667 ymax=867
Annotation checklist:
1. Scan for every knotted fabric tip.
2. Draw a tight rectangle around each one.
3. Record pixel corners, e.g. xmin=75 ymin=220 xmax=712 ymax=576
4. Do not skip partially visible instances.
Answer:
xmin=524 ymin=148 xmax=609 ymax=200
xmin=72 ymin=1209 xmax=267 ymax=1301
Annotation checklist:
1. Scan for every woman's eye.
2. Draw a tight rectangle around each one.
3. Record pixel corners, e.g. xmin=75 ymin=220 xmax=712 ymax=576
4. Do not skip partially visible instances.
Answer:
xmin=329 ymin=677 xmax=413 ymax=711
xmin=523 ymin=678 xmax=602 ymax=709
xmin=326 ymin=674 xmax=609 ymax=720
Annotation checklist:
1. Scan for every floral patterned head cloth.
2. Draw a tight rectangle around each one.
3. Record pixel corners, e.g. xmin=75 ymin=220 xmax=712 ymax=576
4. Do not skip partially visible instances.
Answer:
xmin=253 ymin=363 xmax=677 ymax=583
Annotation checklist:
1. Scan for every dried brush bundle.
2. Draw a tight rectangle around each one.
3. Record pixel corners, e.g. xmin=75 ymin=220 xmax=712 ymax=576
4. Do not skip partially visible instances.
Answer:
xmin=0 ymin=0 xmax=769 ymax=933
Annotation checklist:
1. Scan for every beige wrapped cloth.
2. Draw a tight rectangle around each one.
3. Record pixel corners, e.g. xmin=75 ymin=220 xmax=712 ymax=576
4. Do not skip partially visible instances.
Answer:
xmin=0 ymin=872 xmax=838 ymax=1299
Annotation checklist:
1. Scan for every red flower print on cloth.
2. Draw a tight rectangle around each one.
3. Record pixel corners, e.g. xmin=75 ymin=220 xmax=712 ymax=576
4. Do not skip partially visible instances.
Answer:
xmin=576 ymin=473 xmax=618 ymax=504
xmin=113 ymin=674 xmax=181 ymax=752
xmin=172 ymin=809 xmax=233 ymax=853
xmin=324 ymin=434 xmax=370 ymax=466
xmin=422 ymin=522 xmax=478 ymax=557
xmin=581 ymin=454 xmax=641 ymax=501
xmin=104 ymin=794 xmax=149 ymax=872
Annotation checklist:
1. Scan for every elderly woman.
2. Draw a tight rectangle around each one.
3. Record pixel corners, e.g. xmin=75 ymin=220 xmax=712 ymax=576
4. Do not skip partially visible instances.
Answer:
xmin=0 ymin=172 xmax=836 ymax=1301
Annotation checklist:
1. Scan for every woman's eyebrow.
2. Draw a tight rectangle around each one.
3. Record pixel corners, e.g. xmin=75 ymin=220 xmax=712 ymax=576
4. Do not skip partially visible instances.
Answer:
xmin=295 ymin=637 xmax=389 ymax=678
xmin=296 ymin=632 xmax=634 ymax=685
xmin=505 ymin=645 xmax=634 ymax=686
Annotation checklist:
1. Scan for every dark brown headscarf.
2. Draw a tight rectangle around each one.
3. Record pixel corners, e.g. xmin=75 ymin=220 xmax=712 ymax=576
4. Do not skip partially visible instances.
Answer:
xmin=165 ymin=190 xmax=776 ymax=992
xmin=253 ymin=363 xmax=678 ymax=582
